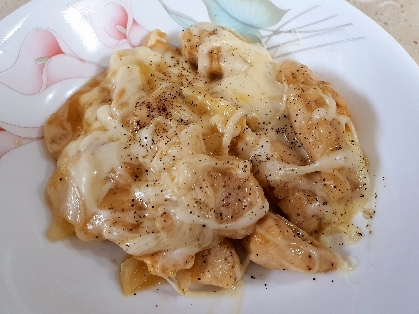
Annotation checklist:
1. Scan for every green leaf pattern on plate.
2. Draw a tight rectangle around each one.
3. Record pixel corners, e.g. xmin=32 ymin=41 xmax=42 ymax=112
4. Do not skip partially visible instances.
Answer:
xmin=158 ymin=0 xmax=288 ymax=43
xmin=157 ymin=0 xmax=197 ymax=29
xmin=203 ymin=0 xmax=288 ymax=43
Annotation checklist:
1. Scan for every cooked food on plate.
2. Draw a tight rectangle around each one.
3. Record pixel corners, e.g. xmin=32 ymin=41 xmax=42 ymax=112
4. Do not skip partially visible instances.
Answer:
xmin=44 ymin=22 xmax=371 ymax=295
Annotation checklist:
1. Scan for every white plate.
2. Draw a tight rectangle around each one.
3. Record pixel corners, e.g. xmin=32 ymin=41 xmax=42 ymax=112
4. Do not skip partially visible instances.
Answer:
xmin=1 ymin=0 xmax=419 ymax=313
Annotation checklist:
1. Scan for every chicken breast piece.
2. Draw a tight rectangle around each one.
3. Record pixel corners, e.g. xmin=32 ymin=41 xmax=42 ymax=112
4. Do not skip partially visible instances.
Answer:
xmin=276 ymin=60 xmax=362 ymax=202
xmin=244 ymin=212 xmax=339 ymax=272
xmin=176 ymin=239 xmax=244 ymax=292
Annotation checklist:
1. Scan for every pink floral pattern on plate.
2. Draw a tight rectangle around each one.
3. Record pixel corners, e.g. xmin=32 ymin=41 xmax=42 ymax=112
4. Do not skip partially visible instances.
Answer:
xmin=70 ymin=0 xmax=149 ymax=47
xmin=0 ymin=29 xmax=104 ymax=95
xmin=0 ymin=0 xmax=150 ymax=160
xmin=0 ymin=123 xmax=42 ymax=158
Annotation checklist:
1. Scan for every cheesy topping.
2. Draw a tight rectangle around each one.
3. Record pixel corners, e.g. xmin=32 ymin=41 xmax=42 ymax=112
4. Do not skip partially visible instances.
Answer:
xmin=44 ymin=23 xmax=371 ymax=294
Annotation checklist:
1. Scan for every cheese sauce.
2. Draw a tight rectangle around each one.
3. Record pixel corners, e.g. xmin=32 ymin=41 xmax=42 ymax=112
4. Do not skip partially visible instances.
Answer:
xmin=44 ymin=22 xmax=371 ymax=294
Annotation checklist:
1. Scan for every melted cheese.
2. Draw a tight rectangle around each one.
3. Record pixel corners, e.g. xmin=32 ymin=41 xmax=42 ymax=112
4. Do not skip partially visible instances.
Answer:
xmin=44 ymin=22 xmax=371 ymax=294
